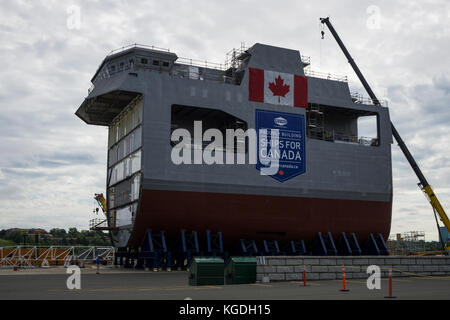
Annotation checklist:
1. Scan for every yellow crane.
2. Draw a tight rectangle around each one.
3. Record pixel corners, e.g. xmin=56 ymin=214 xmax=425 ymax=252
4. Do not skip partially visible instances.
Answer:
xmin=320 ymin=17 xmax=450 ymax=252
xmin=94 ymin=193 xmax=107 ymax=215
xmin=90 ymin=193 xmax=113 ymax=231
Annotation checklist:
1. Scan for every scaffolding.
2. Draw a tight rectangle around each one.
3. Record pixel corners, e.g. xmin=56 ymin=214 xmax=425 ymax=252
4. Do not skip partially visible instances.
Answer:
xmin=387 ymin=231 xmax=426 ymax=255
xmin=307 ymin=104 xmax=324 ymax=140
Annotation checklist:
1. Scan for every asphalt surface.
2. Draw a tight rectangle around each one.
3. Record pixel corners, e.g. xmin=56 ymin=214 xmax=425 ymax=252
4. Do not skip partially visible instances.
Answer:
xmin=0 ymin=266 xmax=449 ymax=300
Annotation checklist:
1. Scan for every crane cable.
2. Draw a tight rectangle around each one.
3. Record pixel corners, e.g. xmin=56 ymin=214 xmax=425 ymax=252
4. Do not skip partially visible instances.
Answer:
xmin=319 ymin=20 xmax=325 ymax=71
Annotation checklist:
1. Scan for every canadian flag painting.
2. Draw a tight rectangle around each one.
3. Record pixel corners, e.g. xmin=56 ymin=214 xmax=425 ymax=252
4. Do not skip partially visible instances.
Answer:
xmin=249 ymin=68 xmax=308 ymax=108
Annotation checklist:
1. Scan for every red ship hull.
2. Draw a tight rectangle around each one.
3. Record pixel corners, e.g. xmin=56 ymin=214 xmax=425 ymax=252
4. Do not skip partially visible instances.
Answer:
xmin=128 ymin=189 xmax=392 ymax=248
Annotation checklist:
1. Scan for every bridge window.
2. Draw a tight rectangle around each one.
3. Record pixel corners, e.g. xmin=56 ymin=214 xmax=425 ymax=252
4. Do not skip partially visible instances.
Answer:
xmin=306 ymin=103 xmax=379 ymax=146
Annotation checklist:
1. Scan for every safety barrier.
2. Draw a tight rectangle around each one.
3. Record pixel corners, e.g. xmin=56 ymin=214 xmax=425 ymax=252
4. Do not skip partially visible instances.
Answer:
xmin=0 ymin=246 xmax=114 ymax=268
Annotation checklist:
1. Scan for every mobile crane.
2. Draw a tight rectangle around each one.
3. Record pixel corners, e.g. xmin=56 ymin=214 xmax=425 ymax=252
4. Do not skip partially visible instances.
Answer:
xmin=94 ymin=193 xmax=107 ymax=215
xmin=320 ymin=17 xmax=449 ymax=252
xmin=89 ymin=193 xmax=112 ymax=231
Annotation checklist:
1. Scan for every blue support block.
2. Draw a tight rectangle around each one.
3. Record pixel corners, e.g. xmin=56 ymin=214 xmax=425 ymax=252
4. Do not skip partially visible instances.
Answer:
xmin=262 ymin=240 xmax=281 ymax=256
xmin=364 ymin=233 xmax=381 ymax=255
xmin=312 ymin=232 xmax=328 ymax=256
xmin=339 ymin=232 xmax=362 ymax=256
xmin=176 ymin=230 xmax=200 ymax=270
xmin=375 ymin=233 xmax=389 ymax=256
xmin=139 ymin=229 xmax=170 ymax=270
xmin=312 ymin=232 xmax=338 ymax=256
xmin=325 ymin=232 xmax=338 ymax=256
xmin=288 ymin=240 xmax=308 ymax=256
xmin=350 ymin=233 xmax=362 ymax=256
xmin=339 ymin=232 xmax=353 ymax=256
xmin=205 ymin=230 xmax=226 ymax=259
xmin=240 ymin=239 xmax=258 ymax=256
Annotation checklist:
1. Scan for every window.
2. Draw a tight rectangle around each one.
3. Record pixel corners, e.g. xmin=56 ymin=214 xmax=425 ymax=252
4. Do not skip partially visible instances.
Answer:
xmin=306 ymin=103 xmax=379 ymax=146
xmin=357 ymin=115 xmax=379 ymax=146
xmin=162 ymin=61 xmax=169 ymax=67
xmin=141 ymin=58 xmax=148 ymax=64
xmin=108 ymin=150 xmax=142 ymax=187
xmin=153 ymin=60 xmax=160 ymax=66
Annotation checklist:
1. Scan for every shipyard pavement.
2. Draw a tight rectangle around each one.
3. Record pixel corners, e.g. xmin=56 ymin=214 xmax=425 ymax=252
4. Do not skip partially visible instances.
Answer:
xmin=0 ymin=266 xmax=449 ymax=300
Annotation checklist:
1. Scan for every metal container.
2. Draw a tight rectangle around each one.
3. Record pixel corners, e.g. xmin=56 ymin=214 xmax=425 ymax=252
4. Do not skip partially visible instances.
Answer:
xmin=225 ymin=257 xmax=257 ymax=284
xmin=188 ymin=257 xmax=224 ymax=286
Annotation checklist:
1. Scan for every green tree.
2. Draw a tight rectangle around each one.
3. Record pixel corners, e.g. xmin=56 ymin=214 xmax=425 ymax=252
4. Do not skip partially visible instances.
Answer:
xmin=50 ymin=228 xmax=67 ymax=237
xmin=68 ymin=227 xmax=78 ymax=237
xmin=0 ymin=239 xmax=16 ymax=246
xmin=5 ymin=231 xmax=22 ymax=244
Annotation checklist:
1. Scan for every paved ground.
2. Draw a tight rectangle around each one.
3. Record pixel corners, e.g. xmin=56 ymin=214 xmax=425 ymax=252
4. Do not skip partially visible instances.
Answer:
xmin=0 ymin=266 xmax=449 ymax=300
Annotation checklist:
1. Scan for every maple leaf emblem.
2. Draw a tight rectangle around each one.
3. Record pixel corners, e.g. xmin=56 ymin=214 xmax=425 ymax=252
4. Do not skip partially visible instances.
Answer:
xmin=268 ymin=75 xmax=290 ymax=103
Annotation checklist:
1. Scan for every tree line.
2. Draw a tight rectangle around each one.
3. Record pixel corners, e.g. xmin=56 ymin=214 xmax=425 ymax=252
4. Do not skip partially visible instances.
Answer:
xmin=0 ymin=228 xmax=111 ymax=246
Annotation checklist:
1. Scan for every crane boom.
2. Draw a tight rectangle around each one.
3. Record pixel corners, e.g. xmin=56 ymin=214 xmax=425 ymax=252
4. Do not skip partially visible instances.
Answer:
xmin=319 ymin=17 xmax=450 ymax=235
xmin=94 ymin=193 xmax=107 ymax=215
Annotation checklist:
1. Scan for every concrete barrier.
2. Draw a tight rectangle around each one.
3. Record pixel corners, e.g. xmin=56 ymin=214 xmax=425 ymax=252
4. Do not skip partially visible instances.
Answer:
xmin=256 ymin=256 xmax=450 ymax=282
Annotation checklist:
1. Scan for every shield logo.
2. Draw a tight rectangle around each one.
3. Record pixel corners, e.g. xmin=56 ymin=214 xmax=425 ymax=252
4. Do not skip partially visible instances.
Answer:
xmin=255 ymin=109 xmax=306 ymax=182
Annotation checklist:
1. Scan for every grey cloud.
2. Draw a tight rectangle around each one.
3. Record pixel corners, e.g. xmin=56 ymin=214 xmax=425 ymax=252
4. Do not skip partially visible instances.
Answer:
xmin=1 ymin=168 xmax=48 ymax=178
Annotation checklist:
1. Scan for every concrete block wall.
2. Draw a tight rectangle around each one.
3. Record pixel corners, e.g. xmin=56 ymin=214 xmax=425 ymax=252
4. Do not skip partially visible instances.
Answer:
xmin=256 ymin=256 xmax=450 ymax=282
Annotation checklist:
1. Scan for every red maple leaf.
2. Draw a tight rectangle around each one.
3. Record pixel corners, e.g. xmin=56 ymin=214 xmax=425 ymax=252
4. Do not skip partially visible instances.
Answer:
xmin=268 ymin=75 xmax=290 ymax=103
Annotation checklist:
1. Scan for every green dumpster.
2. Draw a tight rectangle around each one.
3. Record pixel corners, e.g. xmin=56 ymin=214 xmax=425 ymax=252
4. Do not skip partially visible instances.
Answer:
xmin=225 ymin=257 xmax=257 ymax=284
xmin=188 ymin=257 xmax=225 ymax=286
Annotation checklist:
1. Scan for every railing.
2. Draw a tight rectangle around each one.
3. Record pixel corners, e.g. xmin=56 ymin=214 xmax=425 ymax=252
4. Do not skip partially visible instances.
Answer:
xmin=107 ymin=44 xmax=226 ymax=70
xmin=304 ymin=69 xmax=348 ymax=82
xmin=177 ymin=57 xmax=225 ymax=71
xmin=107 ymin=43 xmax=171 ymax=57
xmin=0 ymin=246 xmax=115 ymax=268
xmin=170 ymin=68 xmax=233 ymax=84
xmin=314 ymin=130 xmax=379 ymax=146
xmin=351 ymin=92 xmax=388 ymax=107
xmin=89 ymin=218 xmax=109 ymax=230
xmin=102 ymin=44 xmax=354 ymax=87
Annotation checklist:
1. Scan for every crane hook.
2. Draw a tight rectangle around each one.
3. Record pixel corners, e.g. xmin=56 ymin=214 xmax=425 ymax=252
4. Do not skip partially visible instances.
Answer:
xmin=321 ymin=30 xmax=325 ymax=39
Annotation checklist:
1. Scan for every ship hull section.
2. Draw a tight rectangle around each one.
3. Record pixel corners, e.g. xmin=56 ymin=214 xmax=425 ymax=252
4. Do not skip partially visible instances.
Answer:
xmin=129 ymin=188 xmax=392 ymax=247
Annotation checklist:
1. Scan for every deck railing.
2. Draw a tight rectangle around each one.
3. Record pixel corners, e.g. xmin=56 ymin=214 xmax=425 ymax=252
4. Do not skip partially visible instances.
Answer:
xmin=304 ymin=69 xmax=348 ymax=82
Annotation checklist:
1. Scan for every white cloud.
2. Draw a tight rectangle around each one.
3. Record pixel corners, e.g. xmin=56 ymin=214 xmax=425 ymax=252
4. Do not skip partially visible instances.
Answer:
xmin=0 ymin=0 xmax=449 ymax=241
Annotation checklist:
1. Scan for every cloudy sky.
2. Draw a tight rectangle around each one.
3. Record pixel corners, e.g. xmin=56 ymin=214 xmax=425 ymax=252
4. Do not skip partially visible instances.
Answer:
xmin=0 ymin=0 xmax=449 ymax=241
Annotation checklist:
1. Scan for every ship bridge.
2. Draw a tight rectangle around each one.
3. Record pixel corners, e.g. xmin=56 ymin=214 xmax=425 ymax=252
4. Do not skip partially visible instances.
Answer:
xmin=76 ymin=44 xmax=318 ymax=127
